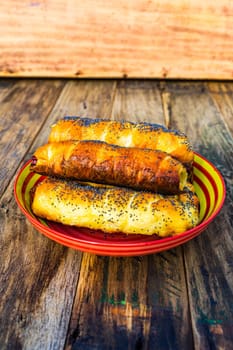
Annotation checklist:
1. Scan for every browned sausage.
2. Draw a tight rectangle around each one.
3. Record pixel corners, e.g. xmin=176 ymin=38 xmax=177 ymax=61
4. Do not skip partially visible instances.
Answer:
xmin=31 ymin=140 xmax=188 ymax=194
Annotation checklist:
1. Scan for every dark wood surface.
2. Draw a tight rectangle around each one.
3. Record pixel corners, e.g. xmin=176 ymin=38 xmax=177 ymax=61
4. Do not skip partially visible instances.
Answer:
xmin=0 ymin=79 xmax=232 ymax=350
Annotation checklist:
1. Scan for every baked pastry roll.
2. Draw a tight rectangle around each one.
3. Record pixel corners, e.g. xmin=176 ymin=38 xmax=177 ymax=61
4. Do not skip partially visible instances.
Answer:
xmin=48 ymin=117 xmax=193 ymax=166
xmin=31 ymin=177 xmax=199 ymax=237
xmin=31 ymin=140 xmax=188 ymax=194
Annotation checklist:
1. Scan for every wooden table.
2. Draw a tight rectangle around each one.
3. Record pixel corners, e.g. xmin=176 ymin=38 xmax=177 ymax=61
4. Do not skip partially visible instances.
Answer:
xmin=0 ymin=78 xmax=232 ymax=350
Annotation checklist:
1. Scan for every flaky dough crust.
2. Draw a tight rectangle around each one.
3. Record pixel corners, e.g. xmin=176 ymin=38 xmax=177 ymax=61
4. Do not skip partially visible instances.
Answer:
xmin=31 ymin=178 xmax=200 ymax=237
xmin=48 ymin=117 xmax=194 ymax=166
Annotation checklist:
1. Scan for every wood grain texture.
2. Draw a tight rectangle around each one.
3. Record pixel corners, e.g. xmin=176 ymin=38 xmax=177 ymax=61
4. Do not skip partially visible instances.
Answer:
xmin=0 ymin=79 xmax=17 ymax=103
xmin=66 ymin=252 xmax=192 ymax=350
xmin=0 ymin=1 xmax=233 ymax=79
xmin=29 ymin=79 xmax=117 ymax=154
xmin=0 ymin=186 xmax=82 ymax=349
xmin=0 ymin=79 xmax=84 ymax=350
xmin=207 ymin=82 xmax=233 ymax=136
xmin=161 ymin=80 xmax=233 ymax=349
xmin=0 ymin=79 xmax=65 ymax=197
xmin=111 ymin=80 xmax=164 ymax=122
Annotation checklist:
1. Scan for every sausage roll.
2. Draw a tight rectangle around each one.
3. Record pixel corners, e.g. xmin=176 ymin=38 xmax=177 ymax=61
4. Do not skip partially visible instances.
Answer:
xmin=31 ymin=140 xmax=188 ymax=194
xmin=48 ymin=117 xmax=194 ymax=166
xmin=31 ymin=177 xmax=200 ymax=237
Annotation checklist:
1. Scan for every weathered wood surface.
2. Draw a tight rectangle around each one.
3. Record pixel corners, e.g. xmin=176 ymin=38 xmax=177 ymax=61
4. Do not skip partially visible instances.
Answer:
xmin=0 ymin=79 xmax=233 ymax=350
xmin=0 ymin=79 xmax=66 ymax=197
xmin=161 ymin=81 xmax=233 ymax=349
xmin=1 ymin=1 xmax=233 ymax=79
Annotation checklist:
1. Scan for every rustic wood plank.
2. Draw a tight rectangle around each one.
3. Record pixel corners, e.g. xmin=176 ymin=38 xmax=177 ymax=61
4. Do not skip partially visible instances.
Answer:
xmin=0 ymin=79 xmax=17 ymax=103
xmin=111 ymin=80 xmax=164 ymax=122
xmin=65 ymin=81 xmax=194 ymax=350
xmin=0 ymin=187 xmax=82 ymax=350
xmin=29 ymin=79 xmax=117 ymax=154
xmin=0 ymin=79 xmax=78 ymax=350
xmin=161 ymin=81 xmax=233 ymax=349
xmin=0 ymin=79 xmax=118 ymax=350
xmin=0 ymin=1 xmax=233 ymax=79
xmin=0 ymin=185 xmax=83 ymax=348
xmin=66 ymin=252 xmax=193 ymax=350
xmin=0 ymin=79 xmax=66 ymax=197
xmin=207 ymin=82 xmax=233 ymax=136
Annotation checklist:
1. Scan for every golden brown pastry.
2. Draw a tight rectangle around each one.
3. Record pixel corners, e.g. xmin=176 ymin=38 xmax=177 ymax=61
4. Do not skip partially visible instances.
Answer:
xmin=48 ymin=117 xmax=194 ymax=166
xmin=31 ymin=177 xmax=200 ymax=237
xmin=31 ymin=140 xmax=188 ymax=194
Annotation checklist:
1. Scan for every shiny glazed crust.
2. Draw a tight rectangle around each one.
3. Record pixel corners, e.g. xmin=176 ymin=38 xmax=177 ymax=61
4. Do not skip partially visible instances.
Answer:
xmin=31 ymin=178 xmax=200 ymax=237
xmin=48 ymin=117 xmax=194 ymax=166
xmin=31 ymin=140 xmax=188 ymax=194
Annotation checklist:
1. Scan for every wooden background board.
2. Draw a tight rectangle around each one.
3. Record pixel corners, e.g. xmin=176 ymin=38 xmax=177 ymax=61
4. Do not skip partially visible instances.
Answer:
xmin=0 ymin=0 xmax=233 ymax=79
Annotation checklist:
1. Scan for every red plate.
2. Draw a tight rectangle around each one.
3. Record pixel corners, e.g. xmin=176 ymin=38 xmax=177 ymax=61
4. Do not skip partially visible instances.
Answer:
xmin=14 ymin=153 xmax=226 ymax=256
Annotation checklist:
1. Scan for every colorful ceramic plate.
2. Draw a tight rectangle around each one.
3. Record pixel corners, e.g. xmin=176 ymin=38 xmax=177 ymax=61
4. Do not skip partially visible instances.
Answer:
xmin=14 ymin=153 xmax=226 ymax=256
